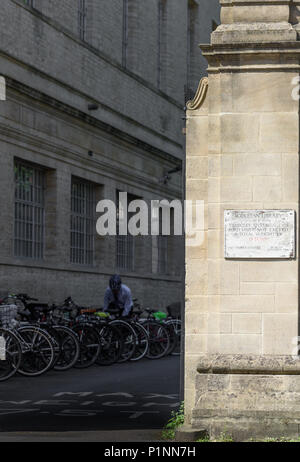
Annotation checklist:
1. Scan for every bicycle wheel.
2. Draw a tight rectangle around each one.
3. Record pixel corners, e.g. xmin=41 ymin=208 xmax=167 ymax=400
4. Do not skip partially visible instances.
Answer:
xmin=96 ymin=324 xmax=123 ymax=366
xmin=73 ymin=323 xmax=101 ymax=369
xmin=39 ymin=324 xmax=61 ymax=368
xmin=164 ymin=323 xmax=178 ymax=355
xmin=0 ymin=328 xmax=22 ymax=382
xmin=52 ymin=326 xmax=80 ymax=371
xmin=142 ymin=321 xmax=170 ymax=360
xmin=109 ymin=320 xmax=137 ymax=363
xmin=130 ymin=322 xmax=149 ymax=362
xmin=17 ymin=326 xmax=56 ymax=377
xmin=166 ymin=320 xmax=182 ymax=356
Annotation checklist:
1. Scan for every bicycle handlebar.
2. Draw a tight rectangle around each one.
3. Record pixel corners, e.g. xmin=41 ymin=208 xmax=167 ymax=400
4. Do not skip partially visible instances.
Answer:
xmin=15 ymin=293 xmax=39 ymax=302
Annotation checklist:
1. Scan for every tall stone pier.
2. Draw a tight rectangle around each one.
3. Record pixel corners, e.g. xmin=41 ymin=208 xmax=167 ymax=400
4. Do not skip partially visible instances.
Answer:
xmin=185 ymin=0 xmax=300 ymax=440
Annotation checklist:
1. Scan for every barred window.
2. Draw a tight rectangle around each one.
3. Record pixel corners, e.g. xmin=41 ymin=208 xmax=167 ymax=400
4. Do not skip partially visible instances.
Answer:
xmin=152 ymin=235 xmax=168 ymax=275
xmin=158 ymin=235 xmax=168 ymax=274
xmin=71 ymin=178 xmax=95 ymax=266
xmin=78 ymin=0 xmax=87 ymax=41
xmin=151 ymin=205 xmax=169 ymax=275
xmin=14 ymin=160 xmax=45 ymax=260
xmin=116 ymin=233 xmax=134 ymax=272
xmin=116 ymin=193 xmax=136 ymax=272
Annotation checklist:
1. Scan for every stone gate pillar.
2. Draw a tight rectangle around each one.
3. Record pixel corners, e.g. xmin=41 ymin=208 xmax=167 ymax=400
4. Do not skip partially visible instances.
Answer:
xmin=185 ymin=0 xmax=300 ymax=441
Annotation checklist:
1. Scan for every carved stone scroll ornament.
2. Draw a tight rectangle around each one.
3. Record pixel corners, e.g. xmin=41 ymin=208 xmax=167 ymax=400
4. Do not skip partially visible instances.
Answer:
xmin=186 ymin=77 xmax=208 ymax=111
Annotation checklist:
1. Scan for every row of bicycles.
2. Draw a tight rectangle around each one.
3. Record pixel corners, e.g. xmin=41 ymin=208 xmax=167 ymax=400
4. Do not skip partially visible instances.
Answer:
xmin=0 ymin=293 xmax=182 ymax=382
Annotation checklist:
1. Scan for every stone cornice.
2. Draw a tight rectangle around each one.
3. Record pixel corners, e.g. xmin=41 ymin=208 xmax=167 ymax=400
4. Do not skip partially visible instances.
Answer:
xmin=219 ymin=0 xmax=293 ymax=19
xmin=214 ymin=0 xmax=297 ymax=43
xmin=186 ymin=78 xmax=208 ymax=111
xmin=200 ymin=41 xmax=300 ymax=72
xmin=197 ymin=354 xmax=300 ymax=375
xmin=0 ymin=259 xmax=182 ymax=283
xmin=0 ymin=122 xmax=181 ymax=197
xmin=6 ymin=77 xmax=182 ymax=165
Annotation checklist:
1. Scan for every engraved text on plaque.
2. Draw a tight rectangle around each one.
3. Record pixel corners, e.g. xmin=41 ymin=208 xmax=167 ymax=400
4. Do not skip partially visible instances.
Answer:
xmin=224 ymin=210 xmax=295 ymax=259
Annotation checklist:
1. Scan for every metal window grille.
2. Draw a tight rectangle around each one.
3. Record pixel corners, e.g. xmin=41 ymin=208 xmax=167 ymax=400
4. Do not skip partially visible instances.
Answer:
xmin=116 ymin=234 xmax=134 ymax=272
xmin=78 ymin=0 xmax=87 ymax=41
xmin=122 ymin=0 xmax=129 ymax=68
xmin=158 ymin=235 xmax=168 ymax=274
xmin=116 ymin=193 xmax=135 ymax=272
xmin=14 ymin=160 xmax=45 ymax=260
xmin=70 ymin=178 xmax=95 ymax=266
xmin=151 ymin=206 xmax=168 ymax=274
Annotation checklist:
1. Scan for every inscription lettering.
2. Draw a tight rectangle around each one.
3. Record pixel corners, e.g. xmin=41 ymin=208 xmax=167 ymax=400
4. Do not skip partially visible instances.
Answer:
xmin=225 ymin=210 xmax=295 ymax=259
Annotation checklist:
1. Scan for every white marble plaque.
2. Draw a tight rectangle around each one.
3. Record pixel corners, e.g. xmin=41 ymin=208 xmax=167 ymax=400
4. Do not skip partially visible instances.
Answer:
xmin=225 ymin=210 xmax=295 ymax=259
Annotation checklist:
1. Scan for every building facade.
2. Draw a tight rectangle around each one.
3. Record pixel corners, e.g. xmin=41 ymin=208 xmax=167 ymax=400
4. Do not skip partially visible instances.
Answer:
xmin=0 ymin=0 xmax=219 ymax=307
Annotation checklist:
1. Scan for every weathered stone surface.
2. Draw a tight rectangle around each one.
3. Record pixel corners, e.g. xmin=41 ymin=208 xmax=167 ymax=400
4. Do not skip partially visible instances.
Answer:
xmin=263 ymin=314 xmax=298 ymax=355
xmin=185 ymin=0 xmax=300 ymax=439
xmin=192 ymin=410 xmax=300 ymax=442
xmin=232 ymin=314 xmax=261 ymax=334
xmin=275 ymin=283 xmax=298 ymax=313
xmin=213 ymin=0 xmax=296 ymax=44
xmin=193 ymin=354 xmax=300 ymax=440
xmin=175 ymin=425 xmax=209 ymax=442
xmin=197 ymin=354 xmax=300 ymax=375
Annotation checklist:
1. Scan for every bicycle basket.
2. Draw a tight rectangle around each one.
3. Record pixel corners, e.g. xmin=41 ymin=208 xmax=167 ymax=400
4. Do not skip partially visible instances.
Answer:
xmin=153 ymin=311 xmax=167 ymax=321
xmin=0 ymin=304 xmax=19 ymax=328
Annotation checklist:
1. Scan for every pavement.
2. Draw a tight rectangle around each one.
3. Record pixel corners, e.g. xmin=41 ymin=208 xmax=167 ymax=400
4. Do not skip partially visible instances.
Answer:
xmin=0 ymin=430 xmax=164 ymax=442
xmin=0 ymin=355 xmax=180 ymax=442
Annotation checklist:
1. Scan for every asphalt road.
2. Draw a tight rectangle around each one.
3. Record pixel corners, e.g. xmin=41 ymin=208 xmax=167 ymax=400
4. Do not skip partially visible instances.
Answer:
xmin=0 ymin=356 xmax=180 ymax=433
